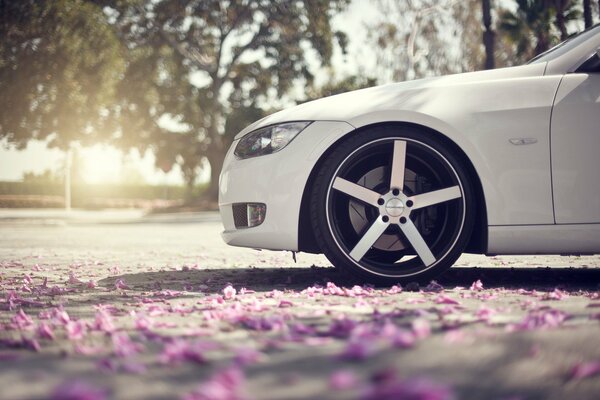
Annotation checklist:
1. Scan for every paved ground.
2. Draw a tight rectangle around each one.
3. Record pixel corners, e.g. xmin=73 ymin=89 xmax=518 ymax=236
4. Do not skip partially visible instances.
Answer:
xmin=1 ymin=210 xmax=599 ymax=399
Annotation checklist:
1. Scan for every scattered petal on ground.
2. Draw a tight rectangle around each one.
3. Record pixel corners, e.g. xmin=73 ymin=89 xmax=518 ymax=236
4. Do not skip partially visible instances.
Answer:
xmin=329 ymin=370 xmax=359 ymax=390
xmin=568 ymin=361 xmax=600 ymax=380
xmin=50 ymin=380 xmax=109 ymax=400
xmin=115 ymin=279 xmax=130 ymax=290
xmin=222 ymin=285 xmax=237 ymax=300
xmin=182 ymin=367 xmax=246 ymax=400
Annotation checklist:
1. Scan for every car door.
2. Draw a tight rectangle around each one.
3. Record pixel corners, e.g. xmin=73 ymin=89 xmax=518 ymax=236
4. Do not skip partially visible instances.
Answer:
xmin=550 ymin=52 xmax=600 ymax=223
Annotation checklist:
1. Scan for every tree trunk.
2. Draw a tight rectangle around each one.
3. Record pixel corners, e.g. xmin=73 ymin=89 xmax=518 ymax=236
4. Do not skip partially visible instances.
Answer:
xmin=555 ymin=1 xmax=568 ymax=40
xmin=185 ymin=176 xmax=196 ymax=200
xmin=64 ymin=147 xmax=72 ymax=211
xmin=201 ymin=79 xmax=226 ymax=202
xmin=535 ymin=35 xmax=550 ymax=56
xmin=482 ymin=0 xmax=495 ymax=69
xmin=583 ymin=0 xmax=592 ymax=28
xmin=205 ymin=146 xmax=224 ymax=202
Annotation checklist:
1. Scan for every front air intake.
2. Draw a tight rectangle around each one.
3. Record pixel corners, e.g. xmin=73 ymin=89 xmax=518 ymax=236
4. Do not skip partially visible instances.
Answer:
xmin=232 ymin=203 xmax=266 ymax=229
xmin=232 ymin=204 xmax=249 ymax=228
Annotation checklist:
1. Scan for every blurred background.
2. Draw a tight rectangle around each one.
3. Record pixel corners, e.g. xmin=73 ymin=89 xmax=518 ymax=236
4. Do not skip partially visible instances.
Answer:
xmin=1 ymin=0 xmax=599 ymax=213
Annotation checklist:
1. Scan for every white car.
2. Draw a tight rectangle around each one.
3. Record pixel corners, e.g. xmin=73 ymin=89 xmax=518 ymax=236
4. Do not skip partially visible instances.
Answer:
xmin=219 ymin=26 xmax=600 ymax=284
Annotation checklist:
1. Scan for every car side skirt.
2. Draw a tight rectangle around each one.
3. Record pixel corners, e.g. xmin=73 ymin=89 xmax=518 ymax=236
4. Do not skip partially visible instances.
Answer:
xmin=487 ymin=224 xmax=600 ymax=255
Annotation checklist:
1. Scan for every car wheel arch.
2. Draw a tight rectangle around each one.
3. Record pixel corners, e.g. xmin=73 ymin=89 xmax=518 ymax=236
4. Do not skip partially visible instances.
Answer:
xmin=297 ymin=121 xmax=488 ymax=255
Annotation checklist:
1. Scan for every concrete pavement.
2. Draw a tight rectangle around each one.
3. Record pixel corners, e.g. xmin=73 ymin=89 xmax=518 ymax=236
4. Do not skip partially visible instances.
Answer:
xmin=1 ymin=210 xmax=599 ymax=399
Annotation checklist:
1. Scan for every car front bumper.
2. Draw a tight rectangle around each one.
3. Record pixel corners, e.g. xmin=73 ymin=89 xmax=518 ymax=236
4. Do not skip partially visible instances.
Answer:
xmin=219 ymin=120 xmax=355 ymax=251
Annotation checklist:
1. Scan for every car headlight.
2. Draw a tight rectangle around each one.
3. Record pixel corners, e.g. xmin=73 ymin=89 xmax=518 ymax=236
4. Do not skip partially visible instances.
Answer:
xmin=234 ymin=121 xmax=312 ymax=159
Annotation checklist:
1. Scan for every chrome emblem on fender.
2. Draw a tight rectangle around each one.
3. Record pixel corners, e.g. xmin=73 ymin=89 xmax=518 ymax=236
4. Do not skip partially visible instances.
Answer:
xmin=509 ymin=138 xmax=538 ymax=145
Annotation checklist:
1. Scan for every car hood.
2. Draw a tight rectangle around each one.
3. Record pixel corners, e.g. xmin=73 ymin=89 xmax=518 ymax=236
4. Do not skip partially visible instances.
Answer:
xmin=234 ymin=62 xmax=547 ymax=139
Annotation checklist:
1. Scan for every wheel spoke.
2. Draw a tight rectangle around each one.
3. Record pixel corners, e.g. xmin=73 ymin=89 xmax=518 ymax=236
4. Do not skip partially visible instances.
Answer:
xmin=332 ymin=177 xmax=380 ymax=206
xmin=409 ymin=185 xmax=461 ymax=210
xmin=390 ymin=140 xmax=407 ymax=191
xmin=399 ymin=219 xmax=436 ymax=266
xmin=349 ymin=216 xmax=389 ymax=261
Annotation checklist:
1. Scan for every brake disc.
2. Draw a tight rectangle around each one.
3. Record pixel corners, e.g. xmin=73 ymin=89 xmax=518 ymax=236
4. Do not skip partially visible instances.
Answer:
xmin=348 ymin=166 xmax=418 ymax=252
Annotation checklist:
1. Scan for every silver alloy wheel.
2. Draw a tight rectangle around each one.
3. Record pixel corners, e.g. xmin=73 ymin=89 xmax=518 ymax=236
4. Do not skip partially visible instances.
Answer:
xmin=324 ymin=137 xmax=466 ymax=278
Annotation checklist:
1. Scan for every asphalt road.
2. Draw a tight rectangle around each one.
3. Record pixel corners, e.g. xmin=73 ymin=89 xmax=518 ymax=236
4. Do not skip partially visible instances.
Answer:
xmin=1 ymin=210 xmax=599 ymax=399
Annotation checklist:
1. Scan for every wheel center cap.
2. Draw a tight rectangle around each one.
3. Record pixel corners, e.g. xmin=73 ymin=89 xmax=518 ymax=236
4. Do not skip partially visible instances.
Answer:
xmin=385 ymin=198 xmax=404 ymax=217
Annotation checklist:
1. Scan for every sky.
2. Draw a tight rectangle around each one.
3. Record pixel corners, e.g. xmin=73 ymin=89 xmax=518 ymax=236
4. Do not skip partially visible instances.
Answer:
xmin=0 ymin=1 xmax=378 ymax=185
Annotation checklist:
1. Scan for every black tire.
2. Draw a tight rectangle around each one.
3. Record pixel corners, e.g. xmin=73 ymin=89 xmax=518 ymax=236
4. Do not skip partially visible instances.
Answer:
xmin=309 ymin=125 xmax=476 ymax=285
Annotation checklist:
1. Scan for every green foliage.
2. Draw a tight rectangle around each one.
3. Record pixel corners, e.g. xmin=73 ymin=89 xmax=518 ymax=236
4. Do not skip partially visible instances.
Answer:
xmin=367 ymin=0 xmax=484 ymax=82
xmin=0 ymin=0 xmax=126 ymax=149
xmin=303 ymin=75 xmax=377 ymax=102
xmin=22 ymin=169 xmax=62 ymax=185
xmin=498 ymin=0 xmax=581 ymax=63
xmin=0 ymin=0 xmax=349 ymax=199
xmin=112 ymin=0 xmax=350 ymax=194
xmin=0 ymin=180 xmax=193 ymax=208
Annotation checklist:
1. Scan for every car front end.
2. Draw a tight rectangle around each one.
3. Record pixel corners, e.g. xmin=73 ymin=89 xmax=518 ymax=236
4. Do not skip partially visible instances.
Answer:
xmin=219 ymin=120 xmax=354 ymax=251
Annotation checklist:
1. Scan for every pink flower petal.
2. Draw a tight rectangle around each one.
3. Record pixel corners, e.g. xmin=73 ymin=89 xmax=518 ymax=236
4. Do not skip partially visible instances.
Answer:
xmin=362 ymin=376 xmax=453 ymax=400
xmin=338 ymin=339 xmax=374 ymax=361
xmin=386 ymin=285 xmax=402 ymax=294
xmin=11 ymin=309 xmax=34 ymax=330
xmin=66 ymin=320 xmax=88 ymax=341
xmin=51 ymin=380 xmax=108 ymax=400
xmin=112 ymin=332 xmax=142 ymax=357
xmin=134 ymin=314 xmax=154 ymax=331
xmin=52 ymin=308 xmax=71 ymax=325
xmin=182 ymin=367 xmax=245 ymax=400
xmin=222 ymin=285 xmax=237 ymax=300
xmin=121 ymin=360 xmax=147 ymax=374
xmin=233 ymin=347 xmax=264 ymax=366
xmin=509 ymin=308 xmax=569 ymax=331
xmin=37 ymin=322 xmax=55 ymax=340
xmin=159 ymin=339 xmax=215 ymax=365
xmin=434 ymin=295 xmax=460 ymax=305
xmin=475 ymin=305 xmax=497 ymax=321
xmin=425 ymin=281 xmax=444 ymax=293
xmin=115 ymin=279 xmax=130 ymax=290
xmin=93 ymin=309 xmax=115 ymax=333
xmin=469 ymin=279 xmax=484 ymax=291
xmin=392 ymin=330 xmax=417 ymax=348
xmin=329 ymin=370 xmax=359 ymax=390
xmin=542 ymin=288 xmax=567 ymax=301
xmin=328 ymin=318 xmax=358 ymax=338
xmin=68 ymin=272 xmax=84 ymax=285
xmin=278 ymin=300 xmax=293 ymax=308
xmin=74 ymin=343 xmax=105 ymax=356
xmin=444 ymin=329 xmax=467 ymax=344
xmin=569 ymin=361 xmax=600 ymax=380
xmin=412 ymin=319 xmax=431 ymax=340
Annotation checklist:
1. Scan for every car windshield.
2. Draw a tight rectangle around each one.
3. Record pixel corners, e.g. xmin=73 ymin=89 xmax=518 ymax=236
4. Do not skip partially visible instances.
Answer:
xmin=528 ymin=23 xmax=600 ymax=64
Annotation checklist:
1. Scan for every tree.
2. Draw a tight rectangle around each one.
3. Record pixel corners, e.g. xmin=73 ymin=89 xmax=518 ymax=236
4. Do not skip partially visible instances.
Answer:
xmin=455 ymin=0 xmax=487 ymax=71
xmin=0 ymin=0 xmax=129 ymax=210
xmin=22 ymin=169 xmax=62 ymax=184
xmin=583 ymin=0 xmax=593 ymax=28
xmin=482 ymin=0 xmax=495 ymax=69
xmin=498 ymin=0 xmax=579 ymax=63
xmin=114 ymin=0 xmax=350 ymax=199
xmin=499 ymin=0 xmax=554 ymax=61
xmin=0 ymin=0 xmax=125 ymax=150
xmin=367 ymin=0 xmax=483 ymax=83
xmin=303 ymin=75 xmax=377 ymax=102
xmin=553 ymin=1 xmax=580 ymax=40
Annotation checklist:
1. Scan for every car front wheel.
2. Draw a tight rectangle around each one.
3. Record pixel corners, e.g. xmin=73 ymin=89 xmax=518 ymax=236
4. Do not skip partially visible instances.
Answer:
xmin=310 ymin=126 xmax=476 ymax=285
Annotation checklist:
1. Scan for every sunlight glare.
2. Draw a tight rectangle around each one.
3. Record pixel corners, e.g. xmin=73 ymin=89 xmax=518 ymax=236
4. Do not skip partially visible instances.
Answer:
xmin=80 ymin=145 xmax=122 ymax=184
